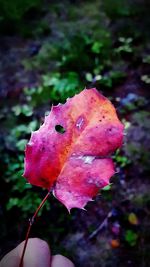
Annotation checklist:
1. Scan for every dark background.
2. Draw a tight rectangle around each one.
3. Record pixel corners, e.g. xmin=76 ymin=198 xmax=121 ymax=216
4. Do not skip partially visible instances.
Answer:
xmin=0 ymin=1 xmax=150 ymax=266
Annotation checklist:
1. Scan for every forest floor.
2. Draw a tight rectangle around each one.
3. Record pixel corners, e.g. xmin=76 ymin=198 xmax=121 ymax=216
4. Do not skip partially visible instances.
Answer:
xmin=0 ymin=1 xmax=150 ymax=267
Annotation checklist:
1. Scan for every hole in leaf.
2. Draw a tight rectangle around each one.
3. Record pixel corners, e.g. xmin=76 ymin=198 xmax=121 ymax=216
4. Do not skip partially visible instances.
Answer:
xmin=55 ymin=125 xmax=66 ymax=134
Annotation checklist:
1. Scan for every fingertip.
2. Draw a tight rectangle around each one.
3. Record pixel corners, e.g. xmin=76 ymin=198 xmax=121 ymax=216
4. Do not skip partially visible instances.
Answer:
xmin=51 ymin=255 xmax=75 ymax=267
xmin=19 ymin=238 xmax=50 ymax=251
xmin=18 ymin=238 xmax=51 ymax=267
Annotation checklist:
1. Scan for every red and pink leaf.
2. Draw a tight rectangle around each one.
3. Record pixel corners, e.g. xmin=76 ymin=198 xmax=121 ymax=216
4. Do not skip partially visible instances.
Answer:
xmin=24 ymin=88 xmax=124 ymax=211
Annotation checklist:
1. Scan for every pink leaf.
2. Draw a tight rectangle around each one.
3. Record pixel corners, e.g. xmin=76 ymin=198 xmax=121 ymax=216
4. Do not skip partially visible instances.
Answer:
xmin=24 ymin=88 xmax=124 ymax=211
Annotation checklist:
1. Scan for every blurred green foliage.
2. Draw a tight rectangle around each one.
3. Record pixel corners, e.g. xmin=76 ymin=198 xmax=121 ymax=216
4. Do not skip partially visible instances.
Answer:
xmin=103 ymin=0 xmax=150 ymax=38
xmin=0 ymin=0 xmax=41 ymax=21
xmin=0 ymin=0 xmax=42 ymax=34
xmin=124 ymin=111 xmax=150 ymax=173
xmin=1 ymin=0 xmax=149 ymax=219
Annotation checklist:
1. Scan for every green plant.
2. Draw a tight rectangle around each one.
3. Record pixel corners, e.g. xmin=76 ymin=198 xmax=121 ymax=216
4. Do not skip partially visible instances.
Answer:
xmin=125 ymin=230 xmax=138 ymax=246
xmin=23 ymin=33 xmax=112 ymax=75
xmin=42 ymin=72 xmax=81 ymax=102
xmin=24 ymin=72 xmax=82 ymax=105
xmin=113 ymin=149 xmax=131 ymax=168
xmin=115 ymin=37 xmax=133 ymax=53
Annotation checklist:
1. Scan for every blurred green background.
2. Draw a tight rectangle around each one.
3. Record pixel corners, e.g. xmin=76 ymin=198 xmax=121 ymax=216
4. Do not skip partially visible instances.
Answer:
xmin=0 ymin=1 xmax=150 ymax=266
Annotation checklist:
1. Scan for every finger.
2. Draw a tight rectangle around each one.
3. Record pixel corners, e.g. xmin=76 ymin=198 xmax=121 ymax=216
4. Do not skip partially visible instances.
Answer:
xmin=51 ymin=255 xmax=75 ymax=267
xmin=17 ymin=238 xmax=51 ymax=267
xmin=0 ymin=238 xmax=51 ymax=267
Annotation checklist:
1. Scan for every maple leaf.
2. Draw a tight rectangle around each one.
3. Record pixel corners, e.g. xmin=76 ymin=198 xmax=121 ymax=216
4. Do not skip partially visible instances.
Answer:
xmin=24 ymin=88 xmax=124 ymax=211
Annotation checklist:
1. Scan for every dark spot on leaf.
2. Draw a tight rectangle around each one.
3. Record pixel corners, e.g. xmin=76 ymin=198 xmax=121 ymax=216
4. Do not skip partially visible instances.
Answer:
xmin=55 ymin=125 xmax=66 ymax=134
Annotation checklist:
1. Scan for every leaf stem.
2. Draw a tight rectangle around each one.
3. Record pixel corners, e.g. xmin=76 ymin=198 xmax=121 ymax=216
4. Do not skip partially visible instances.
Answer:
xmin=19 ymin=190 xmax=51 ymax=267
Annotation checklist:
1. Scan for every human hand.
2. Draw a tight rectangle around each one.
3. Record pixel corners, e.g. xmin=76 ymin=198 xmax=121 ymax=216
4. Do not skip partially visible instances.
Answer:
xmin=0 ymin=238 xmax=75 ymax=267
